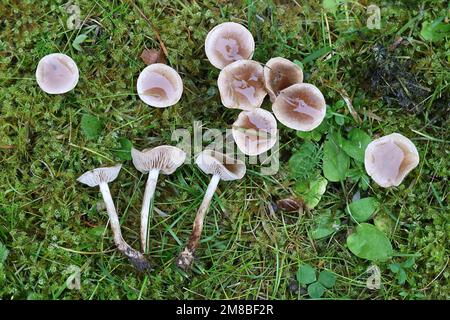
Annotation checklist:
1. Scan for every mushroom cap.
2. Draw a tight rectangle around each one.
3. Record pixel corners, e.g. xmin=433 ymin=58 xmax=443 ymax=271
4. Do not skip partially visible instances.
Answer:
xmin=272 ymin=83 xmax=326 ymax=131
xmin=364 ymin=133 xmax=419 ymax=188
xmin=131 ymin=146 xmax=186 ymax=175
xmin=77 ymin=165 xmax=122 ymax=187
xmin=36 ymin=53 xmax=79 ymax=94
xmin=195 ymin=150 xmax=246 ymax=181
xmin=205 ymin=22 xmax=255 ymax=69
xmin=264 ymin=57 xmax=303 ymax=102
xmin=217 ymin=60 xmax=266 ymax=110
xmin=232 ymin=108 xmax=277 ymax=156
xmin=137 ymin=63 xmax=183 ymax=108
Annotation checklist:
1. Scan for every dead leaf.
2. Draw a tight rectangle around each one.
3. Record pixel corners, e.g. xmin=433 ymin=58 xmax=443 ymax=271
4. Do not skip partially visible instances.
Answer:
xmin=140 ymin=48 xmax=166 ymax=65
xmin=276 ymin=198 xmax=304 ymax=212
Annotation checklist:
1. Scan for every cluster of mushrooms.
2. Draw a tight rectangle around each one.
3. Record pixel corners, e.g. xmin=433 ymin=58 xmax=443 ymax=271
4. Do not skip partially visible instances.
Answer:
xmin=35 ymin=21 xmax=420 ymax=272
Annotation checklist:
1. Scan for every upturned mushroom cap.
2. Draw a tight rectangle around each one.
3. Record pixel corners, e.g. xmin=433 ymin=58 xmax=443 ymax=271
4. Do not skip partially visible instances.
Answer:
xmin=205 ymin=22 xmax=255 ymax=69
xmin=77 ymin=165 xmax=122 ymax=187
xmin=195 ymin=150 xmax=246 ymax=181
xmin=232 ymin=108 xmax=277 ymax=156
xmin=36 ymin=53 xmax=79 ymax=94
xmin=217 ymin=60 xmax=266 ymax=110
xmin=272 ymin=83 xmax=326 ymax=131
xmin=131 ymin=146 xmax=186 ymax=175
xmin=264 ymin=57 xmax=303 ymax=102
xmin=137 ymin=63 xmax=183 ymax=108
xmin=364 ymin=133 xmax=419 ymax=188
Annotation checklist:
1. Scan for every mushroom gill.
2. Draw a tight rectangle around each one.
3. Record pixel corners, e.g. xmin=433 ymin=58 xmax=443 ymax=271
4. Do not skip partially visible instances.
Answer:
xmin=272 ymin=83 xmax=326 ymax=131
xmin=218 ymin=60 xmax=266 ymax=110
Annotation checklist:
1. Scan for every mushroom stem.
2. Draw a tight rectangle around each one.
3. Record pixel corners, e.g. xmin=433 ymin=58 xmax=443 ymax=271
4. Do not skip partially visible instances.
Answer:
xmin=177 ymin=174 xmax=221 ymax=270
xmin=140 ymin=169 xmax=160 ymax=253
xmin=98 ymin=182 xmax=151 ymax=272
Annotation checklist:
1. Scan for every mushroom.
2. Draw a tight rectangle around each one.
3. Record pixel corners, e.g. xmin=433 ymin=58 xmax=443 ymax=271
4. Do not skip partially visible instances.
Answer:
xmin=36 ymin=53 xmax=79 ymax=94
xmin=131 ymin=146 xmax=186 ymax=253
xmin=77 ymin=165 xmax=151 ymax=271
xmin=137 ymin=63 xmax=183 ymax=108
xmin=264 ymin=57 xmax=303 ymax=102
xmin=232 ymin=108 xmax=277 ymax=156
xmin=217 ymin=60 xmax=266 ymax=110
xmin=205 ymin=22 xmax=255 ymax=69
xmin=177 ymin=150 xmax=246 ymax=270
xmin=364 ymin=133 xmax=419 ymax=188
xmin=272 ymin=83 xmax=326 ymax=131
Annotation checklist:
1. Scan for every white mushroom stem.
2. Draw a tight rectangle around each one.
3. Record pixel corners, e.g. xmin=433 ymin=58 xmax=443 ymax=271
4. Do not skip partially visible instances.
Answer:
xmin=177 ymin=174 xmax=221 ymax=270
xmin=140 ymin=169 xmax=160 ymax=253
xmin=98 ymin=182 xmax=150 ymax=271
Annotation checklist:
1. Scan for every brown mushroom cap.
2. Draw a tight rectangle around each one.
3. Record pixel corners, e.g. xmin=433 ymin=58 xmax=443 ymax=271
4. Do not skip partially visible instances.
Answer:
xmin=137 ymin=63 xmax=183 ymax=108
xmin=272 ymin=83 xmax=326 ymax=131
xmin=232 ymin=108 xmax=277 ymax=156
xmin=36 ymin=53 xmax=79 ymax=94
xmin=364 ymin=133 xmax=419 ymax=188
xmin=195 ymin=150 xmax=246 ymax=181
xmin=217 ymin=60 xmax=266 ymax=110
xmin=264 ymin=57 xmax=303 ymax=102
xmin=205 ymin=22 xmax=255 ymax=69
xmin=131 ymin=146 xmax=186 ymax=175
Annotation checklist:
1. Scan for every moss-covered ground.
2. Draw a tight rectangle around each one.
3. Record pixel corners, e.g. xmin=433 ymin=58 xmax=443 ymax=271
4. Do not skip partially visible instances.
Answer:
xmin=0 ymin=0 xmax=448 ymax=299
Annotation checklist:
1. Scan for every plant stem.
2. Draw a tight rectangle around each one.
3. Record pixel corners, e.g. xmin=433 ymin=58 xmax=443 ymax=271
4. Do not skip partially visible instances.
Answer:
xmin=140 ymin=169 xmax=159 ymax=253
xmin=99 ymin=182 xmax=151 ymax=272
xmin=177 ymin=174 xmax=220 ymax=270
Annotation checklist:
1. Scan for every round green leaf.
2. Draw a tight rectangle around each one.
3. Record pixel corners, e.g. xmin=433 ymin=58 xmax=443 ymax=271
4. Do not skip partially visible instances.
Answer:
xmin=323 ymin=132 xmax=349 ymax=182
xmin=347 ymin=223 xmax=393 ymax=261
xmin=308 ymin=282 xmax=326 ymax=298
xmin=318 ymin=270 xmax=336 ymax=288
xmin=347 ymin=197 xmax=379 ymax=222
xmin=341 ymin=128 xmax=371 ymax=162
xmin=296 ymin=264 xmax=317 ymax=285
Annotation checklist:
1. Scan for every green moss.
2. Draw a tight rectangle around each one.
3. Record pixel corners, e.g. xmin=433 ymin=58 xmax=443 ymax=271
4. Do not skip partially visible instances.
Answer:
xmin=0 ymin=0 xmax=448 ymax=299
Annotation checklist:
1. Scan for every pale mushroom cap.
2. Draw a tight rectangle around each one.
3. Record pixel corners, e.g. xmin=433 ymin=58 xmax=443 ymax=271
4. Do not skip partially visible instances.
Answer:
xmin=205 ymin=22 xmax=255 ymax=69
xmin=217 ymin=60 xmax=266 ymax=110
xmin=36 ymin=53 xmax=79 ymax=94
xmin=131 ymin=146 xmax=186 ymax=175
xmin=232 ymin=108 xmax=277 ymax=156
xmin=77 ymin=165 xmax=122 ymax=187
xmin=264 ymin=57 xmax=303 ymax=102
xmin=195 ymin=150 xmax=246 ymax=181
xmin=364 ymin=133 xmax=419 ymax=188
xmin=137 ymin=63 xmax=183 ymax=108
xmin=272 ymin=83 xmax=326 ymax=131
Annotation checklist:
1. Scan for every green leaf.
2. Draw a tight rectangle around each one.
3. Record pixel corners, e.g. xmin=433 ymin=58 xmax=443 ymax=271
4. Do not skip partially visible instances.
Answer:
xmin=113 ymin=137 xmax=133 ymax=160
xmin=322 ymin=0 xmax=341 ymax=14
xmin=322 ymin=132 xmax=349 ymax=182
xmin=402 ymin=257 xmax=415 ymax=269
xmin=334 ymin=114 xmax=345 ymax=126
xmin=397 ymin=269 xmax=407 ymax=285
xmin=374 ymin=213 xmax=394 ymax=234
xmin=311 ymin=211 xmax=340 ymax=240
xmin=289 ymin=141 xmax=321 ymax=181
xmin=420 ymin=17 xmax=450 ymax=42
xmin=347 ymin=167 xmax=370 ymax=191
xmin=0 ymin=242 xmax=8 ymax=265
xmin=294 ymin=175 xmax=328 ymax=209
xmin=308 ymin=282 xmax=325 ymax=298
xmin=81 ymin=114 xmax=103 ymax=140
xmin=318 ymin=270 xmax=336 ymax=288
xmin=341 ymin=128 xmax=371 ymax=162
xmin=347 ymin=223 xmax=393 ymax=261
xmin=389 ymin=263 xmax=401 ymax=273
xmin=347 ymin=197 xmax=379 ymax=222
xmin=72 ymin=34 xmax=88 ymax=52
xmin=297 ymin=264 xmax=317 ymax=285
